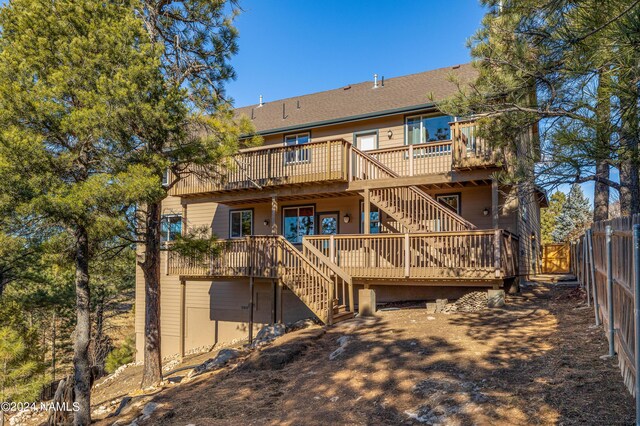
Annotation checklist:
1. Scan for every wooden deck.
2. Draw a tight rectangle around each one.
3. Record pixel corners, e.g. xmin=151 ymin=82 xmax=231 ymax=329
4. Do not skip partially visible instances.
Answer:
xmin=167 ymin=230 xmax=519 ymax=282
xmin=169 ymin=120 xmax=500 ymax=198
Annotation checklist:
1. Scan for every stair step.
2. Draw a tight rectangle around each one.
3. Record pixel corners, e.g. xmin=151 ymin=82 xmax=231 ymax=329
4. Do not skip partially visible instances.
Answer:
xmin=332 ymin=311 xmax=355 ymax=323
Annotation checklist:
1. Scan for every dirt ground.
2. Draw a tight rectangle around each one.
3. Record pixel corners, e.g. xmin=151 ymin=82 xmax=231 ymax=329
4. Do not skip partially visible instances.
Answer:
xmin=87 ymin=278 xmax=635 ymax=426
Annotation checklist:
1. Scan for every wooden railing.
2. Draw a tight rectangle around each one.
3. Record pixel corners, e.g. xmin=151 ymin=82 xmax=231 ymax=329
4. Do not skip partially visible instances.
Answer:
xmin=167 ymin=236 xmax=279 ymax=277
xmin=170 ymin=139 xmax=350 ymax=196
xmin=451 ymin=119 xmax=500 ymax=169
xmin=367 ymin=141 xmax=452 ymax=177
xmin=167 ymin=235 xmax=335 ymax=324
xmin=305 ymin=230 xmax=519 ymax=280
xmin=369 ymin=186 xmax=475 ymax=232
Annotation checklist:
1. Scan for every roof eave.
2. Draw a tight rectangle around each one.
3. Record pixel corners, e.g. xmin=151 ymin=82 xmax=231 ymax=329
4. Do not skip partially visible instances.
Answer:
xmin=239 ymin=102 xmax=439 ymax=138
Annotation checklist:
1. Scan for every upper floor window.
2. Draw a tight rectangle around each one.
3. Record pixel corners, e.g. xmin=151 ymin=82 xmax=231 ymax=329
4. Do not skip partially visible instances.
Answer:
xmin=406 ymin=115 xmax=453 ymax=145
xmin=230 ymin=209 xmax=253 ymax=238
xmin=161 ymin=214 xmax=182 ymax=242
xmin=284 ymin=133 xmax=310 ymax=164
xmin=162 ymin=168 xmax=170 ymax=187
xmin=436 ymin=194 xmax=461 ymax=215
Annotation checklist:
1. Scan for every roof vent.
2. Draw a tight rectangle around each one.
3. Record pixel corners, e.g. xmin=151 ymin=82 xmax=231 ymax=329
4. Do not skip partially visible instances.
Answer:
xmin=373 ymin=74 xmax=378 ymax=89
xmin=381 ymin=76 xmax=384 ymax=87
xmin=259 ymin=95 xmax=263 ymax=107
xmin=343 ymin=85 xmax=351 ymax=90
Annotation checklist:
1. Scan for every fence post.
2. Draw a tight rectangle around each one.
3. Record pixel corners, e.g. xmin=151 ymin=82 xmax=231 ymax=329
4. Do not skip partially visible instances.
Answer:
xmin=587 ymin=229 xmax=600 ymax=326
xmin=606 ymin=225 xmax=615 ymax=357
xmin=633 ymin=223 xmax=640 ymax=425
xmin=584 ymin=235 xmax=591 ymax=307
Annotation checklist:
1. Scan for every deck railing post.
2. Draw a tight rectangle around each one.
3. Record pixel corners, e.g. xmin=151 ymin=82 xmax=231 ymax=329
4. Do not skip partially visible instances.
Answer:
xmin=326 ymin=140 xmax=332 ymax=180
xmin=329 ymin=235 xmax=335 ymax=265
xmin=587 ymin=229 xmax=600 ymax=326
xmin=408 ymin=144 xmax=414 ymax=176
xmin=606 ymin=225 xmax=615 ymax=357
xmin=633 ymin=223 xmax=640 ymax=425
xmin=494 ymin=229 xmax=502 ymax=278
xmin=404 ymin=234 xmax=410 ymax=278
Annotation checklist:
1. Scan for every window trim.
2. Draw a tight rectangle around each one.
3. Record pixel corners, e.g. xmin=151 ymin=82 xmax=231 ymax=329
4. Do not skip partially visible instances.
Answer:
xmin=281 ymin=204 xmax=316 ymax=244
xmin=435 ymin=193 xmax=462 ymax=215
xmin=353 ymin=130 xmax=379 ymax=151
xmin=161 ymin=214 xmax=182 ymax=243
xmin=229 ymin=208 xmax=254 ymax=239
xmin=404 ymin=113 xmax=454 ymax=145
xmin=359 ymin=201 xmax=382 ymax=234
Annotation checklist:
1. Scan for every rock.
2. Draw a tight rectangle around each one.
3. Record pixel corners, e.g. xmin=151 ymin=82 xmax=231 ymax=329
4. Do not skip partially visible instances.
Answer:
xmin=287 ymin=318 xmax=316 ymax=331
xmin=487 ymin=290 xmax=505 ymax=308
xmin=189 ymin=348 xmax=241 ymax=377
xmin=252 ymin=324 xmax=287 ymax=348
xmin=141 ymin=402 xmax=158 ymax=420
xmin=442 ymin=291 xmax=489 ymax=313
xmin=329 ymin=335 xmax=352 ymax=360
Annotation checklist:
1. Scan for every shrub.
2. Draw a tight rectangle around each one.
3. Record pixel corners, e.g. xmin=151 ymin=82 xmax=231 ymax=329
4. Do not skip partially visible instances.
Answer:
xmin=104 ymin=335 xmax=135 ymax=374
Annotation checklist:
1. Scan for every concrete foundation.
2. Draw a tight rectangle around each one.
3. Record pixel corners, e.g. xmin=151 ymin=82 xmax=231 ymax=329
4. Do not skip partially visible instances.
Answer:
xmin=487 ymin=289 xmax=505 ymax=308
xmin=358 ymin=289 xmax=377 ymax=317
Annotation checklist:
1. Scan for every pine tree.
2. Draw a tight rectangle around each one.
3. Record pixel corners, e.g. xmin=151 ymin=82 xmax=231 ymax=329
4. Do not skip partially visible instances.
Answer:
xmin=0 ymin=0 xmax=180 ymax=422
xmin=441 ymin=0 xmax=640 ymax=216
xmin=552 ymin=185 xmax=592 ymax=243
xmin=132 ymin=0 xmax=260 ymax=389
xmin=0 ymin=327 xmax=44 ymax=403
xmin=541 ymin=191 xmax=567 ymax=244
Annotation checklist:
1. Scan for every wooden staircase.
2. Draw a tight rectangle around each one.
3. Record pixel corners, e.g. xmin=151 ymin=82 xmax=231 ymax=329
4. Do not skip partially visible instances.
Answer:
xmin=352 ymin=146 xmax=475 ymax=232
xmin=278 ymin=237 xmax=354 ymax=325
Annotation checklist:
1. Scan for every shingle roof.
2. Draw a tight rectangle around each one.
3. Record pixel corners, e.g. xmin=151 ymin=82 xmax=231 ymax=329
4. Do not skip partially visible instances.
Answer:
xmin=235 ymin=63 xmax=477 ymax=134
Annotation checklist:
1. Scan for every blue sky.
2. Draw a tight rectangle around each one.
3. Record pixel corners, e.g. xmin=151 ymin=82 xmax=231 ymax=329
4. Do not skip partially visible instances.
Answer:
xmin=226 ymin=0 xmax=486 ymax=107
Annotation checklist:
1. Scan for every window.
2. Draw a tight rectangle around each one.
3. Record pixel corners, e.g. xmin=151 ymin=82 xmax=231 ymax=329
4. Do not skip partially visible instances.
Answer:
xmin=283 ymin=206 xmax=315 ymax=243
xmin=406 ymin=115 xmax=453 ymax=144
xmin=161 ymin=215 xmax=182 ymax=242
xmin=355 ymin=131 xmax=378 ymax=151
xmin=230 ymin=210 xmax=253 ymax=238
xmin=436 ymin=194 xmax=461 ymax=215
xmin=360 ymin=202 xmax=381 ymax=234
xmin=284 ymin=133 xmax=310 ymax=164
xmin=162 ymin=168 xmax=170 ymax=186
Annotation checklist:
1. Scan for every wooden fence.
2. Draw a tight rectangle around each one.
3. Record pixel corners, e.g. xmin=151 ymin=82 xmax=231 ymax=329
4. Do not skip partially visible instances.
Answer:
xmin=572 ymin=214 xmax=640 ymax=403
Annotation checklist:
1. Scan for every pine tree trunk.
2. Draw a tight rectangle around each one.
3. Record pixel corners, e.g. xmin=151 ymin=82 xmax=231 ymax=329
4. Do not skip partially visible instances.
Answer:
xmin=73 ymin=226 xmax=92 ymax=426
xmin=593 ymin=71 xmax=611 ymax=222
xmin=619 ymin=114 xmax=640 ymax=216
xmin=140 ymin=200 xmax=162 ymax=389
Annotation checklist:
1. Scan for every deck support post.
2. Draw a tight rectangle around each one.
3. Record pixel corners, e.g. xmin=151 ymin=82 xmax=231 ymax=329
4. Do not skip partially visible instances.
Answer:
xmin=271 ymin=195 xmax=278 ymax=235
xmin=276 ymin=281 xmax=283 ymax=324
xmin=404 ymin=233 xmax=410 ymax=278
xmin=364 ymin=189 xmax=371 ymax=234
xmin=271 ymin=279 xmax=277 ymax=324
xmin=248 ymin=277 xmax=254 ymax=344
xmin=491 ymin=178 xmax=499 ymax=229
xmin=494 ymin=229 xmax=502 ymax=279
xmin=179 ymin=279 xmax=186 ymax=361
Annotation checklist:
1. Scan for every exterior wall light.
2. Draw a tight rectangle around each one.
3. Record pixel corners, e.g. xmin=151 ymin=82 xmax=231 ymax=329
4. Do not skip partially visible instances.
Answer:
xmin=387 ymin=130 xmax=393 ymax=139
xmin=263 ymin=219 xmax=269 ymax=226
xmin=343 ymin=214 xmax=351 ymax=224
xmin=483 ymin=208 xmax=490 ymax=216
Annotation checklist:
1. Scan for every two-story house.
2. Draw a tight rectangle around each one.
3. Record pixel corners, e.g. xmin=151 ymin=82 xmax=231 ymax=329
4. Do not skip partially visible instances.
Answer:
xmin=134 ymin=64 xmax=548 ymax=360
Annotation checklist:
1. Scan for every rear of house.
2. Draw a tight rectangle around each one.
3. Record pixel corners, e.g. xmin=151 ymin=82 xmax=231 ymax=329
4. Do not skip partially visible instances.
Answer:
xmin=135 ymin=63 xmax=548 ymax=360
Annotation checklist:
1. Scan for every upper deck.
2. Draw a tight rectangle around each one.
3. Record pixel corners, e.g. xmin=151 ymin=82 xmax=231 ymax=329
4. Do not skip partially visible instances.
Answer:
xmin=170 ymin=119 xmax=501 ymax=199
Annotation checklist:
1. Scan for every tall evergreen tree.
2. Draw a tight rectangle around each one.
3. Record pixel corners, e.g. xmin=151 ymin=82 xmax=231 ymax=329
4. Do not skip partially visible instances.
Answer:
xmin=0 ymin=0 xmax=180 ymax=422
xmin=441 ymin=0 xmax=640 ymax=217
xmin=541 ymin=191 xmax=567 ymax=244
xmin=552 ymin=185 xmax=592 ymax=243
xmin=132 ymin=0 xmax=260 ymax=388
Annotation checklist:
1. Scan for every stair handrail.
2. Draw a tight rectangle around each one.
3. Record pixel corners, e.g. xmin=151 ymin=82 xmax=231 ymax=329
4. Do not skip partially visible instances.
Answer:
xmin=352 ymin=145 xmax=476 ymax=230
xmin=301 ymin=238 xmax=353 ymax=286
